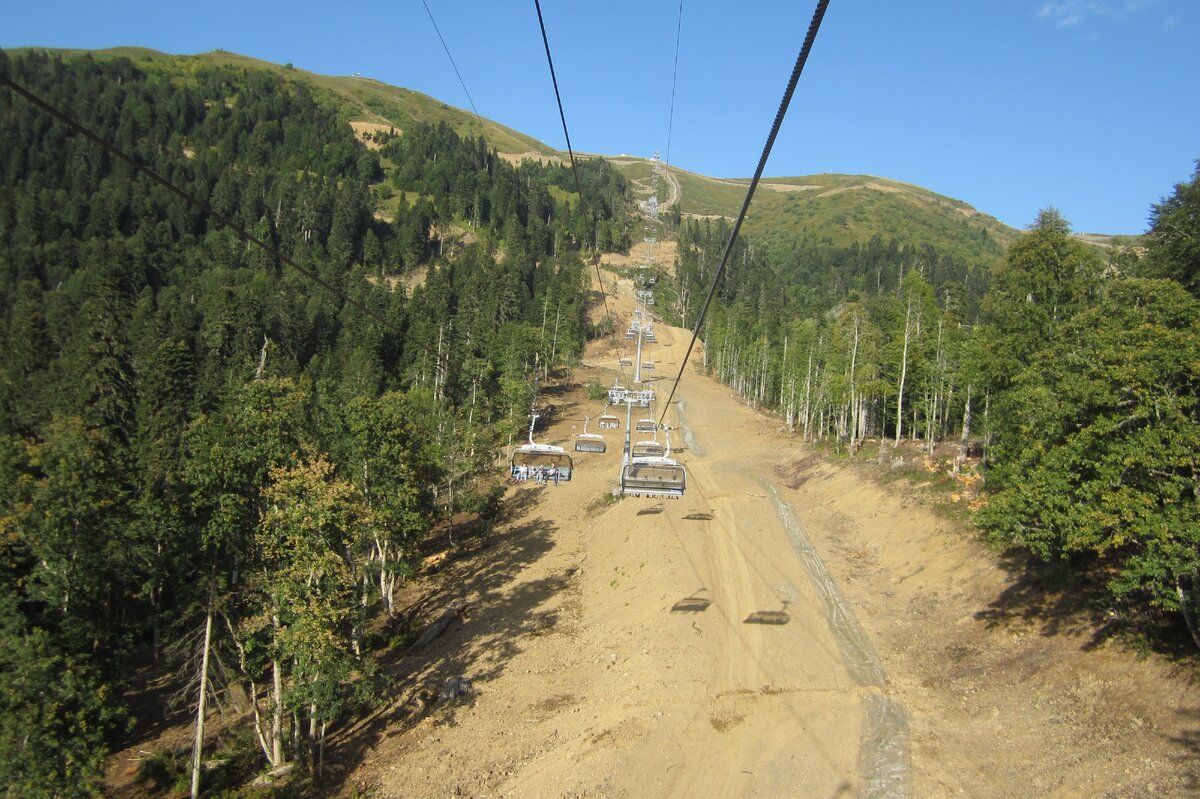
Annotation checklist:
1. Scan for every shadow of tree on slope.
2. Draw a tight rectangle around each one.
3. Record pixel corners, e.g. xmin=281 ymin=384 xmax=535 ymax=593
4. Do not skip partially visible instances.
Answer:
xmin=1171 ymin=708 xmax=1200 ymax=793
xmin=322 ymin=490 xmax=568 ymax=793
xmin=973 ymin=549 xmax=1116 ymax=649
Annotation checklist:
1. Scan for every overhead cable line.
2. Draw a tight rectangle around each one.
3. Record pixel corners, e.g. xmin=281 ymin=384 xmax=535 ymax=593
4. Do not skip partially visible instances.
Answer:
xmin=664 ymin=0 xmax=684 ymax=167
xmin=658 ymin=0 xmax=831 ymax=426
xmin=420 ymin=0 xmax=482 ymax=120
xmin=1 ymin=75 xmax=390 ymax=326
xmin=532 ymin=0 xmax=614 ymax=325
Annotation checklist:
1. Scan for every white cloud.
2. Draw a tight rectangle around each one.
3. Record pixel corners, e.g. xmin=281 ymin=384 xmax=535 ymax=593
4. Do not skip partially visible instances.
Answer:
xmin=1036 ymin=0 xmax=1158 ymax=27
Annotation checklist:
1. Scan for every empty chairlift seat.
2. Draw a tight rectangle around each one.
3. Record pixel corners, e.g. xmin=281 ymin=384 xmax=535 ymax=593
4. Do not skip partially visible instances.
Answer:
xmin=635 ymin=418 xmax=658 ymax=433
xmin=574 ymin=418 xmax=607 ymax=454
xmin=631 ymin=440 xmax=665 ymax=458
xmin=621 ymin=457 xmax=686 ymax=498
xmin=574 ymin=435 xmax=606 ymax=454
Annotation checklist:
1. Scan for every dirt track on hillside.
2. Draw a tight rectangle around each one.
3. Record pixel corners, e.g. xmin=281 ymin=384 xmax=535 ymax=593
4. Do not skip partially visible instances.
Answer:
xmin=352 ymin=265 xmax=1199 ymax=798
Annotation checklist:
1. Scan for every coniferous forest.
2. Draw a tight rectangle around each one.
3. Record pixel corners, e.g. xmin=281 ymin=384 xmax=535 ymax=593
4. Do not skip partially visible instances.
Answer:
xmin=2 ymin=46 xmax=1199 ymax=797
xmin=0 ymin=50 xmax=628 ymax=796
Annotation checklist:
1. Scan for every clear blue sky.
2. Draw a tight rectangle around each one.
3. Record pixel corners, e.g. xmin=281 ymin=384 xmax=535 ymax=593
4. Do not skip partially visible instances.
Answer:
xmin=5 ymin=1 xmax=1197 ymax=234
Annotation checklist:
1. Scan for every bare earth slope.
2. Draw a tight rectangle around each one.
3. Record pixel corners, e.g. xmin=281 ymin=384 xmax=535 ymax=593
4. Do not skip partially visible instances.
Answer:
xmin=355 ymin=267 xmax=1198 ymax=798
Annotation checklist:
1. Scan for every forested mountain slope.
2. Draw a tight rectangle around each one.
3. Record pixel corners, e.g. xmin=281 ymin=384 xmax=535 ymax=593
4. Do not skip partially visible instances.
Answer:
xmin=0 ymin=47 xmax=629 ymax=796
xmin=1 ymin=45 xmax=1197 ymax=798
xmin=6 ymin=46 xmax=557 ymax=158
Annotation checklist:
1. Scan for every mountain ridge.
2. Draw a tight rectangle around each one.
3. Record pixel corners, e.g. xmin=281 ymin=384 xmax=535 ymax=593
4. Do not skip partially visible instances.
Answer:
xmin=7 ymin=46 xmax=1136 ymax=266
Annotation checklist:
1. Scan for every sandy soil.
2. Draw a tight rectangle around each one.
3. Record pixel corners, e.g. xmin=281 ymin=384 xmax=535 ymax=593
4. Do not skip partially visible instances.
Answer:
xmin=103 ymin=262 xmax=1197 ymax=798
xmin=343 ymin=275 xmax=1199 ymax=798
xmin=350 ymin=121 xmax=395 ymax=150
xmin=497 ymin=151 xmax=567 ymax=167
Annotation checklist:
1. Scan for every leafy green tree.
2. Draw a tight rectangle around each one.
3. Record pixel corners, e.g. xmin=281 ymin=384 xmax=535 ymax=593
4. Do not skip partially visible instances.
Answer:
xmin=185 ymin=378 xmax=314 ymax=767
xmin=14 ymin=415 xmax=128 ymax=653
xmin=0 ymin=588 xmax=123 ymax=799
xmin=324 ymin=393 xmax=432 ymax=618
xmin=255 ymin=456 xmax=369 ymax=772
xmin=978 ymin=278 xmax=1200 ymax=641
xmin=979 ymin=208 xmax=1102 ymax=391
xmin=1141 ymin=161 xmax=1200 ymax=296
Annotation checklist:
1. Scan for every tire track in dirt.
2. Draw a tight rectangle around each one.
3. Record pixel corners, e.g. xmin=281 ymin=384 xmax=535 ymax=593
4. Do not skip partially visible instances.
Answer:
xmin=675 ymin=385 xmax=911 ymax=797
xmin=653 ymin=375 xmax=864 ymax=796
xmin=762 ymin=481 xmax=911 ymax=798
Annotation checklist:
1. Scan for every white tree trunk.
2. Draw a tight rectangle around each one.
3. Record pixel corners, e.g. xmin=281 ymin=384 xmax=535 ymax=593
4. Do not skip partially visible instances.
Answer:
xmin=895 ymin=294 xmax=913 ymax=445
xmin=190 ymin=581 xmax=216 ymax=799
xmin=955 ymin=384 xmax=972 ymax=475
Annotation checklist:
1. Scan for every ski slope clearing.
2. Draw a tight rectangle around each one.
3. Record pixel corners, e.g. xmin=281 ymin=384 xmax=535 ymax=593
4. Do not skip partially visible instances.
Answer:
xmin=350 ymin=269 xmax=1197 ymax=798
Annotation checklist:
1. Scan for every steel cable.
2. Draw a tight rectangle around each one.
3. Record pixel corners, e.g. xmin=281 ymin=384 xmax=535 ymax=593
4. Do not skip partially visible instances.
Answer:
xmin=658 ymin=0 xmax=831 ymax=426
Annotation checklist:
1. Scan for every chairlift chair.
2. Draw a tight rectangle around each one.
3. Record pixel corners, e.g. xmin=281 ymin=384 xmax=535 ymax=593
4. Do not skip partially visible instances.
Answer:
xmin=631 ymin=440 xmax=666 ymax=458
xmin=597 ymin=411 xmax=620 ymax=430
xmin=574 ymin=417 xmax=607 ymax=454
xmin=635 ymin=417 xmax=658 ymax=434
xmin=641 ymin=360 xmax=655 ymax=372
xmin=510 ymin=413 xmax=572 ymax=483
xmin=621 ymin=457 xmax=686 ymax=498
xmin=619 ymin=356 xmax=632 ymax=367
xmin=621 ymin=431 xmax=686 ymax=498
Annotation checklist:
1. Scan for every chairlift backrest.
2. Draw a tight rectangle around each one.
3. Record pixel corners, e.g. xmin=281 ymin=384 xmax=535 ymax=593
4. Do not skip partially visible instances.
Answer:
xmin=510 ymin=412 xmax=572 ymax=482
xmin=510 ymin=445 xmax=572 ymax=481
xmin=575 ymin=436 xmax=606 ymax=453
xmin=574 ymin=417 xmax=607 ymax=453
xmin=620 ymin=457 xmax=686 ymax=498
xmin=631 ymin=441 xmax=665 ymax=458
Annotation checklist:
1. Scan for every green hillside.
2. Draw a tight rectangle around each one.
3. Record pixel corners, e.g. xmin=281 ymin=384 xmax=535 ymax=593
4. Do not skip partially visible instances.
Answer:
xmin=612 ymin=159 xmax=1020 ymax=270
xmin=10 ymin=46 xmax=557 ymax=158
xmin=18 ymin=47 xmax=1035 ymax=269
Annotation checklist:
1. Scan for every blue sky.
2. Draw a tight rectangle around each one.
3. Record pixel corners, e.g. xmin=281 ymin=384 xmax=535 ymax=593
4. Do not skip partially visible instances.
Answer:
xmin=4 ymin=1 xmax=1197 ymax=234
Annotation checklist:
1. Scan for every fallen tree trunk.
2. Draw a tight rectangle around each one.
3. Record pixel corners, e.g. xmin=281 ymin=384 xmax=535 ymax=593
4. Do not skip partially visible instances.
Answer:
xmin=412 ymin=601 xmax=469 ymax=650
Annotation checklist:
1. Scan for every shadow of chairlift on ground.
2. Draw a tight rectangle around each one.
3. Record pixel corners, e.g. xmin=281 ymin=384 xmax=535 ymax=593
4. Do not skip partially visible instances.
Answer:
xmin=636 ymin=504 xmax=664 ymax=516
xmin=744 ymin=599 xmax=790 ymax=625
xmin=683 ymin=511 xmax=713 ymax=521
xmin=671 ymin=589 xmax=711 ymax=613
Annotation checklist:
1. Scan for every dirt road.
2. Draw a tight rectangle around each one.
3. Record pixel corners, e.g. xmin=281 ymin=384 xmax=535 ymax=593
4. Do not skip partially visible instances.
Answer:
xmin=357 ymin=270 xmax=1198 ymax=798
